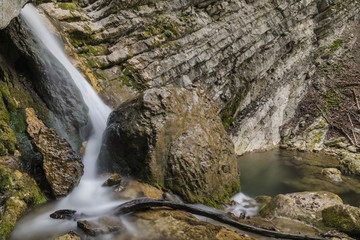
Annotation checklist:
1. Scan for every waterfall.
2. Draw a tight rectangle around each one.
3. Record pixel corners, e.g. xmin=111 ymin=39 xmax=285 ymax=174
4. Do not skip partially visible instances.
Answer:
xmin=11 ymin=4 xmax=123 ymax=239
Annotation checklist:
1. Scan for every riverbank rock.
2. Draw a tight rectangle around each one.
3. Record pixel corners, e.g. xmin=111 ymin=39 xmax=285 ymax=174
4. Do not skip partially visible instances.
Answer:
xmin=340 ymin=156 xmax=360 ymax=176
xmin=321 ymin=168 xmax=342 ymax=182
xmin=99 ymin=86 xmax=240 ymax=205
xmin=54 ymin=231 xmax=81 ymax=240
xmin=0 ymin=165 xmax=46 ymax=239
xmin=77 ymin=216 xmax=124 ymax=236
xmin=259 ymin=191 xmax=343 ymax=227
xmin=322 ymin=204 xmax=360 ymax=237
xmin=25 ymin=108 xmax=83 ymax=198
xmin=115 ymin=180 xmax=164 ymax=200
xmin=283 ymin=117 xmax=329 ymax=151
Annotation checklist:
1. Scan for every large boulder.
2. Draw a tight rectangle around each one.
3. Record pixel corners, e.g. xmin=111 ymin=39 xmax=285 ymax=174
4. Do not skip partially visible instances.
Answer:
xmin=99 ymin=86 xmax=240 ymax=205
xmin=25 ymin=108 xmax=83 ymax=198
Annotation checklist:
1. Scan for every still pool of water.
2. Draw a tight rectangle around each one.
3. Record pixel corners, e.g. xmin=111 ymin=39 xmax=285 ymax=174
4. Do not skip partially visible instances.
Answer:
xmin=238 ymin=149 xmax=360 ymax=207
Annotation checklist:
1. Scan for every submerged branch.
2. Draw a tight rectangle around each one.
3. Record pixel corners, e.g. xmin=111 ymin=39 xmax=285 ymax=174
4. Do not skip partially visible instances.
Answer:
xmin=114 ymin=198 xmax=325 ymax=240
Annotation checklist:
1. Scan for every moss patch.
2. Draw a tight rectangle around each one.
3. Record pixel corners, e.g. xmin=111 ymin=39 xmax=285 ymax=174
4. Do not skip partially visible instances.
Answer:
xmin=0 ymin=166 xmax=46 ymax=239
xmin=220 ymin=85 xmax=248 ymax=131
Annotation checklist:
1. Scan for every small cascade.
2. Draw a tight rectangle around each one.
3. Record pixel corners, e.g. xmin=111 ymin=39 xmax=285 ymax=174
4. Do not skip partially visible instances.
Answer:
xmin=10 ymin=4 xmax=258 ymax=240
xmin=11 ymin=4 xmax=122 ymax=239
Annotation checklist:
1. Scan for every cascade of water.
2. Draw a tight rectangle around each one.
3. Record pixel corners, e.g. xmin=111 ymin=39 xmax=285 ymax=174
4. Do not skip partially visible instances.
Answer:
xmin=10 ymin=4 xmax=123 ymax=239
xmin=10 ymin=4 xmax=255 ymax=239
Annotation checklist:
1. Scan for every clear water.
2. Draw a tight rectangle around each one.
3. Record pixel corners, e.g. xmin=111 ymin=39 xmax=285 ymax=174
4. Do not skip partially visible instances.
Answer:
xmin=238 ymin=149 xmax=360 ymax=207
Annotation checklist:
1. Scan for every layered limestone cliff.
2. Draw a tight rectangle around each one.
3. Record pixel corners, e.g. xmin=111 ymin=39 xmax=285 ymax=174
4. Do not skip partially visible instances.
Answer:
xmin=0 ymin=0 xmax=28 ymax=29
xmin=38 ymin=0 xmax=360 ymax=155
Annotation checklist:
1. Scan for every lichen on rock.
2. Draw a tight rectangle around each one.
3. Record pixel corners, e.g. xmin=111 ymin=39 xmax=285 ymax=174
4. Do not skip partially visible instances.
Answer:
xmin=99 ymin=86 xmax=240 ymax=205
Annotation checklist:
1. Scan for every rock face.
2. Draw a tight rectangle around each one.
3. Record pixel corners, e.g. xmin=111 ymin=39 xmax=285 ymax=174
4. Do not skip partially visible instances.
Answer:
xmin=322 ymin=204 xmax=360 ymax=237
xmin=99 ymin=86 xmax=240 ymax=204
xmin=25 ymin=108 xmax=83 ymax=198
xmin=0 ymin=165 xmax=46 ymax=239
xmin=0 ymin=0 xmax=28 ymax=29
xmin=4 ymin=16 xmax=88 ymax=150
xmin=38 ymin=0 xmax=360 ymax=154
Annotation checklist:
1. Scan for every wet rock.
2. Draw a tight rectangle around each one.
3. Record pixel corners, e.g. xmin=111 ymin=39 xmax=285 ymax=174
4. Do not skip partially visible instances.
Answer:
xmin=322 ymin=204 xmax=360 ymax=237
xmin=321 ymin=168 xmax=342 ymax=182
xmin=116 ymin=180 xmax=163 ymax=200
xmin=102 ymin=173 xmax=122 ymax=187
xmin=77 ymin=216 xmax=124 ymax=236
xmin=54 ymin=231 xmax=82 ymax=240
xmin=0 ymin=165 xmax=46 ymax=239
xmin=259 ymin=191 xmax=343 ymax=226
xmin=113 ymin=209 xmax=251 ymax=240
xmin=50 ymin=209 xmax=77 ymax=220
xmin=99 ymin=86 xmax=240 ymax=204
xmin=5 ymin=16 xmax=88 ymax=150
xmin=25 ymin=108 xmax=83 ymax=198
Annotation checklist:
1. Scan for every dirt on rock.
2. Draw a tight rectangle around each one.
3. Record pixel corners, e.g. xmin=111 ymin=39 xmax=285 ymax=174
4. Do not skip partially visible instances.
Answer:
xmin=284 ymin=22 xmax=360 ymax=145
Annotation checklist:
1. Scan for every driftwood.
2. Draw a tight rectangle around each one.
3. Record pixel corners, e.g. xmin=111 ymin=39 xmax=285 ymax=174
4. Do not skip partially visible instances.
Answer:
xmin=114 ymin=198 xmax=326 ymax=240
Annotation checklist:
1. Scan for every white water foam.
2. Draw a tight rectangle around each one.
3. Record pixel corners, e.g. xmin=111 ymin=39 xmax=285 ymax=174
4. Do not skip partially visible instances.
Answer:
xmin=11 ymin=4 xmax=122 ymax=239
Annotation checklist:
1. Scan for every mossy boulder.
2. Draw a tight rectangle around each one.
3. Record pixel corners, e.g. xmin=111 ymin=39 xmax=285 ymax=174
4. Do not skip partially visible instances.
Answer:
xmin=322 ymin=204 xmax=360 ymax=237
xmin=99 ymin=86 xmax=240 ymax=205
xmin=259 ymin=191 xmax=343 ymax=227
xmin=0 ymin=165 xmax=46 ymax=239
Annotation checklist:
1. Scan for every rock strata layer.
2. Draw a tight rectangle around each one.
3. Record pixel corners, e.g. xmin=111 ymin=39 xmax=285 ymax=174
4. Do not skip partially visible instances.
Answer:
xmin=25 ymin=108 xmax=83 ymax=198
xmin=99 ymin=86 xmax=240 ymax=204
xmin=0 ymin=0 xmax=28 ymax=29
xmin=38 ymin=0 xmax=360 ymax=154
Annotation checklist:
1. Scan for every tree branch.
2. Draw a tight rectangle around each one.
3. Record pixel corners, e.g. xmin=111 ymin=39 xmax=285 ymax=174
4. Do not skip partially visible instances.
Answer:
xmin=114 ymin=198 xmax=325 ymax=240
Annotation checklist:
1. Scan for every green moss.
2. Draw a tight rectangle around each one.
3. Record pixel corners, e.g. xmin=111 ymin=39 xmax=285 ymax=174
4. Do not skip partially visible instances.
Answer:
xmin=163 ymin=29 xmax=174 ymax=38
xmin=204 ymin=198 xmax=221 ymax=209
xmin=0 ymin=166 xmax=46 ymax=239
xmin=220 ymin=85 xmax=248 ymax=131
xmin=322 ymin=205 xmax=360 ymax=235
xmin=117 ymin=65 xmax=145 ymax=92
xmin=57 ymin=2 xmax=77 ymax=11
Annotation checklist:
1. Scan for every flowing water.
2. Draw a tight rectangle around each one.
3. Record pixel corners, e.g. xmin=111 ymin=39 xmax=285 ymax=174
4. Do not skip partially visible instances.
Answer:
xmin=10 ymin=4 xmax=124 ymax=239
xmin=10 ymin=3 xmax=360 ymax=240
xmin=10 ymin=5 xmax=256 ymax=239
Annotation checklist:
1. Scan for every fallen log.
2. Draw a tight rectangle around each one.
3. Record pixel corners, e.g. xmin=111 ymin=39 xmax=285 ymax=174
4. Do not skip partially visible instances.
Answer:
xmin=114 ymin=198 xmax=326 ymax=240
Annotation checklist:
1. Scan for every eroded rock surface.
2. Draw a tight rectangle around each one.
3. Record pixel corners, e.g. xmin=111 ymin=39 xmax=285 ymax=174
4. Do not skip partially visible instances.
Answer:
xmin=99 ymin=86 xmax=240 ymax=204
xmin=38 ymin=0 xmax=360 ymax=154
xmin=25 ymin=108 xmax=83 ymax=198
